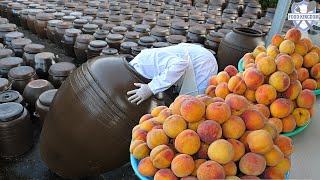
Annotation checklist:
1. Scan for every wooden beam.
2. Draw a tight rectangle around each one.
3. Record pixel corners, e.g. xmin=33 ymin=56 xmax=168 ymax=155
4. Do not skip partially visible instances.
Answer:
xmin=266 ymin=0 xmax=293 ymax=46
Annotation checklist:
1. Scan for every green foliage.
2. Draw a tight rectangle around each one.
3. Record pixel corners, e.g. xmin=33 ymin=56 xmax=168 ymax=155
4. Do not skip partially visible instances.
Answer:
xmin=259 ymin=0 xmax=279 ymax=10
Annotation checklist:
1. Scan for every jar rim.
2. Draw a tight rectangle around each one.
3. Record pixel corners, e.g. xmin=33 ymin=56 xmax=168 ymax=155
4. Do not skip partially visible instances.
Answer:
xmin=233 ymin=27 xmax=263 ymax=37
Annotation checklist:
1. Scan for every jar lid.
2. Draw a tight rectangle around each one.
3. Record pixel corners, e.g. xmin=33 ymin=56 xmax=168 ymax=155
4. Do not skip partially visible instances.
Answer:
xmin=167 ymin=35 xmax=187 ymax=44
xmin=95 ymin=29 xmax=109 ymax=36
xmin=0 ymin=91 xmax=20 ymax=104
xmin=175 ymin=11 xmax=188 ymax=17
xmin=8 ymin=66 xmax=36 ymax=80
xmin=62 ymin=15 xmax=76 ymax=22
xmin=56 ymin=22 xmax=73 ymax=29
xmin=109 ymin=15 xmax=124 ymax=22
xmin=0 ymin=57 xmax=23 ymax=69
xmin=24 ymin=43 xmax=45 ymax=53
xmin=61 ymin=10 xmax=73 ymax=15
xmin=209 ymin=31 xmax=225 ymax=38
xmin=125 ymin=31 xmax=140 ymax=39
xmin=140 ymin=36 xmax=156 ymax=43
xmin=151 ymin=27 xmax=170 ymax=36
xmin=112 ymin=26 xmax=128 ymax=32
xmin=36 ymin=6 xmax=47 ymax=10
xmin=11 ymin=38 xmax=32 ymax=49
xmin=255 ymin=19 xmax=272 ymax=26
xmin=48 ymin=62 xmax=76 ymax=77
xmin=89 ymin=40 xmax=108 ymax=48
xmin=189 ymin=9 xmax=202 ymax=15
xmin=65 ymin=2 xmax=78 ymax=8
xmin=88 ymin=1 xmax=100 ymax=7
xmin=70 ymin=12 xmax=83 ymax=17
xmin=201 ymin=23 xmax=216 ymax=30
xmin=121 ymin=20 xmax=137 ymax=29
xmin=44 ymin=9 xmax=56 ymax=13
xmin=189 ymin=26 xmax=206 ymax=35
xmin=0 ymin=49 xmax=13 ymax=59
xmin=132 ymin=8 xmax=144 ymax=13
xmin=102 ymin=23 xmax=116 ymax=31
xmin=101 ymin=48 xmax=119 ymax=55
xmin=220 ymin=17 xmax=232 ymax=24
xmin=65 ymin=28 xmax=82 ymax=37
xmin=4 ymin=32 xmax=24 ymax=41
xmin=0 ymin=78 xmax=11 ymax=92
xmin=223 ymin=22 xmax=242 ymax=30
xmin=121 ymin=9 xmax=133 ymax=15
xmin=171 ymin=22 xmax=189 ymax=30
xmin=75 ymin=5 xmax=87 ymax=11
xmin=162 ymin=4 xmax=174 ymax=10
xmin=80 ymin=16 xmax=94 ymax=22
xmin=156 ymin=20 xmax=171 ymax=27
xmin=0 ymin=23 xmax=17 ymax=32
xmin=83 ymin=23 xmax=98 ymax=30
xmin=132 ymin=13 xmax=144 ymax=18
xmin=28 ymin=9 xmax=43 ymax=15
xmin=92 ymin=19 xmax=106 ymax=27
xmin=0 ymin=102 xmax=24 ymax=122
xmin=73 ymin=19 xmax=88 ymax=25
xmin=0 ymin=18 xmax=9 ymax=24
xmin=189 ymin=14 xmax=205 ymax=21
xmin=153 ymin=42 xmax=170 ymax=48
xmin=120 ymin=41 xmax=138 ymax=49
xmin=242 ymin=13 xmax=257 ymax=20
xmin=106 ymin=34 xmax=124 ymax=41
xmin=157 ymin=13 xmax=171 ymax=20
xmin=12 ymin=4 xmax=25 ymax=10
xmin=83 ymin=8 xmax=98 ymax=15
xmin=131 ymin=46 xmax=147 ymax=52
xmin=144 ymin=15 xmax=157 ymax=22
xmin=35 ymin=52 xmax=55 ymax=61
xmin=134 ymin=24 xmax=150 ymax=33
xmin=218 ymin=28 xmax=232 ymax=35
xmin=38 ymin=89 xmax=57 ymax=106
xmin=53 ymin=12 xmax=65 ymax=18
xmin=35 ymin=13 xmax=54 ymax=21
xmin=223 ymin=8 xmax=238 ymax=14
xmin=76 ymin=34 xmax=95 ymax=44
xmin=109 ymin=5 xmax=121 ymax=11
xmin=248 ymin=2 xmax=261 ymax=8
xmin=96 ymin=12 xmax=110 ymax=18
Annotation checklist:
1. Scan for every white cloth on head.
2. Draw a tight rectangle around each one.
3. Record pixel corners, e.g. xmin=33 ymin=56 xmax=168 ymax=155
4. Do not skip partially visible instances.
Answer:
xmin=129 ymin=43 xmax=218 ymax=95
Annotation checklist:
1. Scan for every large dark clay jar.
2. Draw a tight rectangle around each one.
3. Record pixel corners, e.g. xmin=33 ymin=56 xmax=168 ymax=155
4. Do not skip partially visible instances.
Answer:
xmin=217 ymin=27 xmax=265 ymax=71
xmin=40 ymin=55 xmax=173 ymax=178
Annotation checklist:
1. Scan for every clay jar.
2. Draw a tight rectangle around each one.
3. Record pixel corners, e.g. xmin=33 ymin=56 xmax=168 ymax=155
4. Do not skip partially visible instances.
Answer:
xmin=189 ymin=14 xmax=205 ymax=24
xmin=0 ymin=102 xmax=32 ymax=158
xmin=244 ymin=2 xmax=262 ymax=19
xmin=27 ymin=9 xmax=43 ymax=34
xmin=34 ymin=52 xmax=56 ymax=79
xmin=11 ymin=38 xmax=32 ymax=57
xmin=0 ymin=57 xmax=24 ymax=78
xmin=0 ymin=90 xmax=24 ymax=105
xmin=4 ymin=31 xmax=24 ymax=49
xmin=131 ymin=46 xmax=146 ymax=56
xmin=23 ymin=79 xmax=54 ymax=111
xmin=218 ymin=27 xmax=265 ymax=71
xmin=187 ymin=26 xmax=207 ymax=43
xmin=227 ymin=0 xmax=244 ymax=16
xmin=105 ymin=34 xmax=124 ymax=51
xmin=73 ymin=19 xmax=88 ymax=30
xmin=74 ymin=34 xmax=95 ymax=65
xmin=120 ymin=9 xmax=133 ymax=20
xmin=170 ymin=22 xmax=189 ymax=36
xmin=96 ymin=12 xmax=109 ymax=21
xmin=150 ymin=27 xmax=170 ymax=42
xmin=108 ymin=15 xmax=124 ymax=26
xmin=87 ymin=40 xmax=108 ymax=60
xmin=0 ymin=48 xmax=14 ymax=59
xmin=132 ymin=13 xmax=144 ymax=24
xmin=93 ymin=30 xmax=109 ymax=41
xmin=35 ymin=13 xmax=54 ymax=39
xmin=100 ymin=48 xmax=119 ymax=56
xmin=46 ymin=20 xmax=62 ymax=43
xmin=22 ymin=44 xmax=45 ymax=67
xmin=205 ymin=31 xmax=225 ymax=52
xmin=54 ymin=22 xmax=73 ymax=48
xmin=142 ymin=15 xmax=157 ymax=28
xmin=62 ymin=16 xmax=76 ymax=23
xmin=138 ymin=36 xmax=156 ymax=48
xmin=62 ymin=28 xmax=82 ymax=57
xmin=0 ymin=77 xmax=11 ymax=92
xmin=222 ymin=8 xmax=239 ymax=21
xmin=124 ymin=32 xmax=140 ymax=43
xmin=134 ymin=24 xmax=150 ymax=37
xmin=111 ymin=26 xmax=128 ymax=36
xmin=48 ymin=62 xmax=76 ymax=88
xmin=120 ymin=42 xmax=138 ymax=55
xmin=167 ymin=35 xmax=187 ymax=45
xmin=35 ymin=89 xmax=58 ymax=126
xmin=8 ymin=66 xmax=38 ymax=94
xmin=120 ymin=20 xmax=136 ymax=31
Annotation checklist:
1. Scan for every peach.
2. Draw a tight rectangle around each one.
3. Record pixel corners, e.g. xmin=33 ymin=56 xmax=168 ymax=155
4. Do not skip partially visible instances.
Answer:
xmin=223 ymin=161 xmax=237 ymax=176
xmin=256 ymin=56 xmax=276 ymax=76
xmin=140 ymin=118 xmax=161 ymax=131
xmin=274 ymin=135 xmax=294 ymax=157
xmin=254 ymin=52 xmax=267 ymax=63
xmin=216 ymin=71 xmax=231 ymax=83
xmin=191 ymin=159 xmax=206 ymax=176
xmin=154 ymin=169 xmax=178 ymax=180
xmin=132 ymin=129 xmax=148 ymax=141
xmin=241 ymin=109 xmax=266 ymax=131
xmin=310 ymin=63 xmax=320 ymax=79
xmin=290 ymin=53 xmax=304 ymax=69
xmin=139 ymin=114 xmax=154 ymax=124
xmin=302 ymin=79 xmax=317 ymax=90
xmin=208 ymin=75 xmax=218 ymax=86
xmin=225 ymin=65 xmax=238 ymax=77
xmin=268 ymin=118 xmax=283 ymax=134
xmin=262 ymin=167 xmax=285 ymax=179
xmin=208 ymin=139 xmax=234 ymax=164
xmin=180 ymin=98 xmax=205 ymax=123
xmin=263 ymin=145 xmax=284 ymax=166
xmin=198 ymin=95 xmax=214 ymax=107
xmin=292 ymin=108 xmax=310 ymax=127
xmin=157 ymin=108 xmax=172 ymax=124
xmin=205 ymin=85 xmax=216 ymax=97
xmin=150 ymin=145 xmax=175 ymax=169
xmin=130 ymin=140 xmax=151 ymax=160
xmin=243 ymin=68 xmax=264 ymax=90
xmin=308 ymin=106 xmax=315 ymax=118
xmin=228 ymin=139 xmax=245 ymax=162
xmin=297 ymin=67 xmax=310 ymax=82
xmin=228 ymin=76 xmax=247 ymax=95
xmin=151 ymin=106 xmax=167 ymax=117
xmin=175 ymin=129 xmax=201 ymax=155
xmin=245 ymin=63 xmax=255 ymax=70
xmin=222 ymin=116 xmax=246 ymax=139
xmin=215 ymin=82 xmax=230 ymax=99
xmin=271 ymin=34 xmax=285 ymax=47
xmin=239 ymin=152 xmax=266 ymax=176
xmin=196 ymin=142 xmax=209 ymax=159
xmin=243 ymin=53 xmax=254 ymax=61
xmin=240 ymin=175 xmax=260 ymax=179
xmin=279 ymin=40 xmax=295 ymax=54
xmin=163 ymin=115 xmax=187 ymax=138
xmin=171 ymin=154 xmax=195 ymax=177
xmin=212 ymin=97 xmax=225 ymax=102
xmin=276 ymin=157 xmax=291 ymax=174
xmin=301 ymin=37 xmax=313 ymax=50
xmin=276 ymin=55 xmax=295 ymax=75
xmin=261 ymin=122 xmax=278 ymax=139
xmin=170 ymin=95 xmax=193 ymax=115
xmin=303 ymin=52 xmax=319 ymax=68
xmin=239 ymin=131 xmax=252 ymax=152
xmin=197 ymin=120 xmax=222 ymax=144
xmin=309 ymin=45 xmax=320 ymax=57
xmin=225 ymin=94 xmax=252 ymax=116
xmin=247 ymin=130 xmax=273 ymax=154
xmin=296 ymin=89 xmax=316 ymax=109
xmin=188 ymin=118 xmax=204 ymax=132
xmin=270 ymin=98 xmax=293 ymax=118
xmin=294 ymin=40 xmax=308 ymax=56
xmin=252 ymin=45 xmax=267 ymax=58
xmin=197 ymin=161 xmax=225 ymax=180
xmin=254 ymin=104 xmax=270 ymax=118
xmin=147 ymin=129 xmax=169 ymax=149
xmin=138 ymin=157 xmax=158 ymax=177
xmin=152 ymin=125 xmax=163 ymax=130
xmin=226 ymin=176 xmax=241 ymax=179
xmin=244 ymin=89 xmax=256 ymax=103
xmin=181 ymin=177 xmax=198 ymax=180
xmin=283 ymin=80 xmax=302 ymax=100
xmin=132 ymin=125 xmax=140 ymax=133
xmin=255 ymin=84 xmax=277 ymax=105
xmin=206 ymin=102 xmax=231 ymax=124
xmin=316 ymin=79 xmax=320 ymax=89
xmin=267 ymin=45 xmax=280 ymax=59
xmin=285 ymin=28 xmax=301 ymax=43
xmin=243 ymin=58 xmax=255 ymax=70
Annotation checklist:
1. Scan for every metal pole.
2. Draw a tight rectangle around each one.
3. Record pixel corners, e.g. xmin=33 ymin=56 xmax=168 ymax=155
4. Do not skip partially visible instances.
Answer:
xmin=266 ymin=0 xmax=293 ymax=46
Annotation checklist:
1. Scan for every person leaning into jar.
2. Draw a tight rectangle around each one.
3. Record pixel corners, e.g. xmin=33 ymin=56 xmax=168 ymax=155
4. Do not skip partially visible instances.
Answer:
xmin=127 ymin=43 xmax=218 ymax=105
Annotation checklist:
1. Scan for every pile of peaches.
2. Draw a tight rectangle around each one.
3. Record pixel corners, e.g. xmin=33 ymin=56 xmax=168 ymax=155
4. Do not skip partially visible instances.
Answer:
xmin=130 ymin=94 xmax=293 ymax=179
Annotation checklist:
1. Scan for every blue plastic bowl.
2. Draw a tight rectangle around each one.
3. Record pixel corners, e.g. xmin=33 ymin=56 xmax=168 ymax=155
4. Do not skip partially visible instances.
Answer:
xmin=130 ymin=154 xmax=290 ymax=179
xmin=238 ymin=58 xmax=244 ymax=72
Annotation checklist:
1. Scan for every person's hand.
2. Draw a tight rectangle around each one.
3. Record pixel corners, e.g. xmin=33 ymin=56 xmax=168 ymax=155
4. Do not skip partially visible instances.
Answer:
xmin=127 ymin=83 xmax=153 ymax=105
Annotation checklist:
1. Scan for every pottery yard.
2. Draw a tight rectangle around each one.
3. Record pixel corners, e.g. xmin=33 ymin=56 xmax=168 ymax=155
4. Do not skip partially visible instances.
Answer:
xmin=0 ymin=0 xmax=320 ymax=180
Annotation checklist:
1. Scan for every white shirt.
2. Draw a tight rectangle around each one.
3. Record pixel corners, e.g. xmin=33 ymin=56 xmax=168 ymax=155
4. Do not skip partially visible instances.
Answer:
xmin=129 ymin=43 xmax=218 ymax=95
